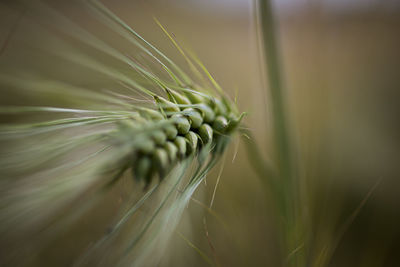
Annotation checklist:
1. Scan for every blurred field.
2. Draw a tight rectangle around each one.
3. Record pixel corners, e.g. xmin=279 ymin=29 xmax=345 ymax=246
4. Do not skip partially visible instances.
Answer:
xmin=1 ymin=0 xmax=400 ymax=266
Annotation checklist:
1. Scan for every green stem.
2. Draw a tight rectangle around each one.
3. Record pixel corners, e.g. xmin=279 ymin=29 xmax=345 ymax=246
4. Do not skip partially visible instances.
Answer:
xmin=258 ymin=0 xmax=291 ymax=188
xmin=257 ymin=0 xmax=303 ymax=266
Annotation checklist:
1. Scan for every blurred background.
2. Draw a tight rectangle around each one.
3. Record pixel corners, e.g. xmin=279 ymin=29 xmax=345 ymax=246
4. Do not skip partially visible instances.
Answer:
xmin=1 ymin=0 xmax=400 ymax=266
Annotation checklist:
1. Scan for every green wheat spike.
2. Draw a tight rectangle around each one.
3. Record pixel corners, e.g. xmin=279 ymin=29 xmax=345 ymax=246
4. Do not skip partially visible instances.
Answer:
xmin=0 ymin=1 xmax=243 ymax=266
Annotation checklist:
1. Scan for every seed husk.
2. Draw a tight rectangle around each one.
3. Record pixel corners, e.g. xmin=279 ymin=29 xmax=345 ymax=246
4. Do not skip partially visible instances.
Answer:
xmin=212 ymin=116 xmax=228 ymax=134
xmin=184 ymin=89 xmax=206 ymax=104
xmin=164 ymin=124 xmax=178 ymax=140
xmin=185 ymin=131 xmax=198 ymax=154
xmin=226 ymin=112 xmax=246 ymax=132
xmin=165 ymin=141 xmax=178 ymax=162
xmin=195 ymin=103 xmax=215 ymax=123
xmin=153 ymin=148 xmax=169 ymax=177
xmin=136 ymin=138 xmax=155 ymax=154
xmin=152 ymin=130 xmax=167 ymax=146
xmin=166 ymin=89 xmax=191 ymax=105
xmin=154 ymin=95 xmax=180 ymax=114
xmin=174 ymin=136 xmax=187 ymax=157
xmin=133 ymin=156 xmax=152 ymax=182
xmin=183 ymin=108 xmax=203 ymax=128
xmin=139 ymin=108 xmax=164 ymax=121
xmin=213 ymin=98 xmax=228 ymax=115
xmin=172 ymin=114 xmax=190 ymax=134
xmin=198 ymin=123 xmax=213 ymax=144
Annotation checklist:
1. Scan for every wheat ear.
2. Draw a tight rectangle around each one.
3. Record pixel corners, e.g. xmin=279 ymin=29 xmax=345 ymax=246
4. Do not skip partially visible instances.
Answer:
xmin=0 ymin=0 xmax=244 ymax=266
